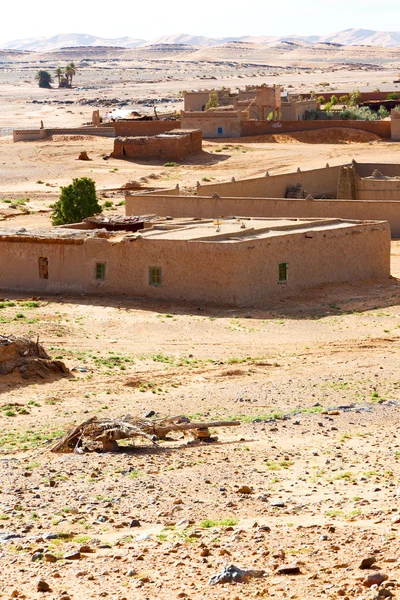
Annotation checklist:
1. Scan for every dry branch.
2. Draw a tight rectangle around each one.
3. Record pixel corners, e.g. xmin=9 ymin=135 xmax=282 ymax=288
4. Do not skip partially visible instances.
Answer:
xmin=50 ymin=414 xmax=241 ymax=453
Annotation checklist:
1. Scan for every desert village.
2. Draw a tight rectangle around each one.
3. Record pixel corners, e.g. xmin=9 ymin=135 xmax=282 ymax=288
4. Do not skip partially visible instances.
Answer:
xmin=4 ymin=37 xmax=400 ymax=600
xmin=7 ymin=83 xmax=400 ymax=304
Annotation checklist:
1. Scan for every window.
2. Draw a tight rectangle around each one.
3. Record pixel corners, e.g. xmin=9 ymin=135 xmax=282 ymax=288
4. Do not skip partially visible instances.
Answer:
xmin=217 ymin=126 xmax=223 ymax=135
xmin=95 ymin=262 xmax=106 ymax=280
xmin=149 ymin=267 xmax=162 ymax=287
xmin=38 ymin=257 xmax=48 ymax=279
xmin=278 ymin=262 xmax=287 ymax=282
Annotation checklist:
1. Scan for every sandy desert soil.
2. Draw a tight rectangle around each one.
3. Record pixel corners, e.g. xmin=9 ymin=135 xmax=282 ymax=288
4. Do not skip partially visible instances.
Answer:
xmin=2 ymin=45 xmax=400 ymax=600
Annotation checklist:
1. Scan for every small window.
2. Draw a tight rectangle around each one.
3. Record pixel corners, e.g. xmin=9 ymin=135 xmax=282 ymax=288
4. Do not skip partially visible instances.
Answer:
xmin=278 ymin=262 xmax=287 ymax=282
xmin=217 ymin=126 xmax=223 ymax=135
xmin=38 ymin=257 xmax=48 ymax=279
xmin=149 ymin=266 xmax=162 ymax=287
xmin=95 ymin=262 xmax=106 ymax=280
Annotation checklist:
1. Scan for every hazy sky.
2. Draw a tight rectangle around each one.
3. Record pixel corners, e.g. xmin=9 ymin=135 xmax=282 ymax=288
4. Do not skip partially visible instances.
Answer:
xmin=1 ymin=0 xmax=400 ymax=44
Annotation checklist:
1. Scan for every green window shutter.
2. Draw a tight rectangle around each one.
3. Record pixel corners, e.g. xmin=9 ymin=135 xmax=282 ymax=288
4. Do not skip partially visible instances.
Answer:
xmin=95 ymin=263 xmax=106 ymax=280
xmin=278 ymin=262 xmax=287 ymax=282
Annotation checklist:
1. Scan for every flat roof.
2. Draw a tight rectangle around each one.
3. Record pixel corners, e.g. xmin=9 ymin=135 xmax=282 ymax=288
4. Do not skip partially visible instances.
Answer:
xmin=0 ymin=217 xmax=385 ymax=245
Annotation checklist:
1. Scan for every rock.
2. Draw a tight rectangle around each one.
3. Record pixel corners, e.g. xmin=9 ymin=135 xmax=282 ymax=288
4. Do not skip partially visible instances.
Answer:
xmin=78 ymin=151 xmax=91 ymax=161
xmin=31 ymin=552 xmax=43 ymax=561
xmin=144 ymin=410 xmax=155 ymax=418
xmin=378 ymin=589 xmax=394 ymax=598
xmin=42 ymin=532 xmax=58 ymax=540
xmin=79 ymin=545 xmax=95 ymax=553
xmin=258 ymin=525 xmax=271 ymax=532
xmin=237 ymin=485 xmax=253 ymax=494
xmin=37 ymin=579 xmax=51 ymax=592
xmin=127 ymin=568 xmax=136 ymax=576
xmin=276 ymin=564 xmax=301 ymax=575
xmin=0 ymin=532 xmax=21 ymax=543
xmin=64 ymin=552 xmax=81 ymax=560
xmin=209 ymin=564 xmax=264 ymax=585
xmin=44 ymin=553 xmax=58 ymax=563
xmin=363 ymin=573 xmax=388 ymax=587
xmin=129 ymin=519 xmax=141 ymax=528
xmin=271 ymin=500 xmax=285 ymax=508
xmin=359 ymin=556 xmax=377 ymax=569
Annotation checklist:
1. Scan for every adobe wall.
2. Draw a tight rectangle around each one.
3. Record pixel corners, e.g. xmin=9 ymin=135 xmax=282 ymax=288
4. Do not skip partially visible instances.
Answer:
xmin=13 ymin=127 xmax=115 ymax=141
xmin=356 ymin=179 xmax=400 ymax=201
xmin=355 ymin=162 xmax=400 ymax=177
xmin=240 ymin=120 xmax=391 ymax=138
xmin=113 ymin=121 xmax=180 ymax=137
xmin=180 ymin=111 xmax=242 ymax=138
xmin=391 ymin=110 xmax=400 ymax=141
xmin=13 ymin=129 xmax=47 ymax=142
xmin=317 ymin=91 xmax=400 ymax=103
xmin=281 ymin=99 xmax=319 ymax=121
xmin=184 ymin=92 xmax=210 ymax=112
xmin=0 ymin=222 xmax=390 ymax=306
xmin=125 ymin=193 xmax=400 ymax=237
xmin=197 ymin=165 xmax=342 ymax=198
xmin=111 ymin=130 xmax=202 ymax=161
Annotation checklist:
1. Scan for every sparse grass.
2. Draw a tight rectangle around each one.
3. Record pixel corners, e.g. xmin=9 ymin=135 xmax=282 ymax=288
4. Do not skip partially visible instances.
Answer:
xmin=164 ymin=162 xmax=179 ymax=167
xmin=199 ymin=517 xmax=239 ymax=528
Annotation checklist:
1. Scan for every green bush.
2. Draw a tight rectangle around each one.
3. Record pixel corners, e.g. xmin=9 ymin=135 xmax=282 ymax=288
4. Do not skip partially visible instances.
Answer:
xmin=51 ymin=177 xmax=101 ymax=225
xmin=35 ymin=70 xmax=52 ymax=88
xmin=387 ymin=92 xmax=399 ymax=100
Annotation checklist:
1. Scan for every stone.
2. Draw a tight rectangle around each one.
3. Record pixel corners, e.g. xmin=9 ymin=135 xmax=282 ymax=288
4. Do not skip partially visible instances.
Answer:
xmin=363 ymin=573 xmax=388 ymax=588
xmin=129 ymin=519 xmax=141 ymax=528
xmin=209 ymin=564 xmax=264 ymax=585
xmin=271 ymin=500 xmax=285 ymax=508
xmin=378 ymin=590 xmax=394 ymax=598
xmin=359 ymin=556 xmax=376 ymax=569
xmin=32 ymin=552 xmax=43 ymax=561
xmin=78 ymin=151 xmax=91 ymax=161
xmin=37 ymin=579 xmax=51 ymax=592
xmin=64 ymin=552 xmax=81 ymax=560
xmin=237 ymin=485 xmax=252 ymax=494
xmin=44 ymin=553 xmax=58 ymax=563
xmin=42 ymin=532 xmax=58 ymax=540
xmin=0 ymin=532 xmax=21 ymax=543
xmin=276 ymin=564 xmax=301 ymax=575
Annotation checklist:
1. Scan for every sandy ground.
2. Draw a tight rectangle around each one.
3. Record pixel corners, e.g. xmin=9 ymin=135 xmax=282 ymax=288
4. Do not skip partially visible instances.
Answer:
xmin=2 ymin=46 xmax=400 ymax=600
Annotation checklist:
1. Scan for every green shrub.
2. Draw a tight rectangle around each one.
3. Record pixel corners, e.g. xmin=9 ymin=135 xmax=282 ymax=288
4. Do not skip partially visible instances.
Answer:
xmin=51 ymin=178 xmax=101 ymax=225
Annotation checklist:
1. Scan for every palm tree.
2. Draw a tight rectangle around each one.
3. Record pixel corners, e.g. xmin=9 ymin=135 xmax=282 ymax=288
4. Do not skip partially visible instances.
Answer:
xmin=55 ymin=67 xmax=64 ymax=87
xmin=65 ymin=62 xmax=76 ymax=87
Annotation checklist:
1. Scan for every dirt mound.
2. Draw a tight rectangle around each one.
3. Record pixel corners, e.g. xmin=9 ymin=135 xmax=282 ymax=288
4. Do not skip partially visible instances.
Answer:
xmin=0 ymin=335 xmax=70 ymax=380
xmin=239 ymin=128 xmax=382 ymax=144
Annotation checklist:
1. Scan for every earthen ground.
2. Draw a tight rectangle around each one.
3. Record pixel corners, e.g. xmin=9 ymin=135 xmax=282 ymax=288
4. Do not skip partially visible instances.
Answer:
xmin=1 ymin=49 xmax=400 ymax=600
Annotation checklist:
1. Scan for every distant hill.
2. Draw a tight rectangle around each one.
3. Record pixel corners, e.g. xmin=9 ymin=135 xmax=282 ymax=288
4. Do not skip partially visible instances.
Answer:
xmin=4 ymin=33 xmax=146 ymax=51
xmin=4 ymin=29 xmax=400 ymax=51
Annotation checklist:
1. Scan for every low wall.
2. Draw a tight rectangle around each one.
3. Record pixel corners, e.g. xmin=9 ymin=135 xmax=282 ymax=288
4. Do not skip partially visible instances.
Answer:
xmin=125 ymin=193 xmax=400 ymax=237
xmin=13 ymin=127 xmax=115 ymax=141
xmin=357 ymin=179 xmax=400 ymax=201
xmin=198 ymin=165 xmax=343 ymax=198
xmin=240 ymin=120 xmax=392 ymax=139
xmin=317 ymin=91 xmax=400 ymax=103
xmin=13 ymin=129 xmax=47 ymax=142
xmin=113 ymin=121 xmax=179 ymax=137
